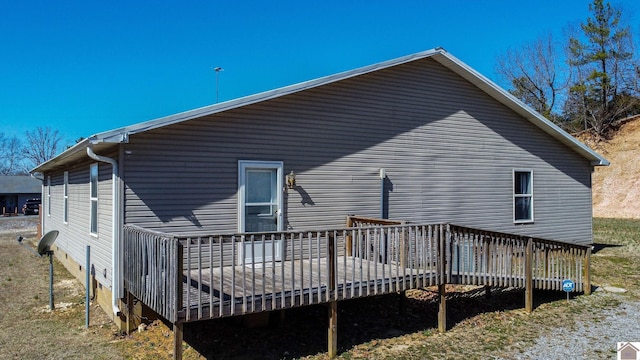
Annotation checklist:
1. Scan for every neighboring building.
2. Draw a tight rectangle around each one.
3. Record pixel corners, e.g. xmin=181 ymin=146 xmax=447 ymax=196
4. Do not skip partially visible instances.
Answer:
xmin=32 ymin=48 xmax=607 ymax=329
xmin=0 ymin=175 xmax=41 ymax=214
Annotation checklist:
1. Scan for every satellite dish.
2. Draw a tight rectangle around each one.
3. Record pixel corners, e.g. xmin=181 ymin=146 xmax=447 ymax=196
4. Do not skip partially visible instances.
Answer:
xmin=37 ymin=230 xmax=59 ymax=256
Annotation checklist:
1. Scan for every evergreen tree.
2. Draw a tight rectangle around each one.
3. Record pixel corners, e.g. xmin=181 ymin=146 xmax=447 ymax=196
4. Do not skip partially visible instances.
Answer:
xmin=566 ymin=0 xmax=639 ymax=138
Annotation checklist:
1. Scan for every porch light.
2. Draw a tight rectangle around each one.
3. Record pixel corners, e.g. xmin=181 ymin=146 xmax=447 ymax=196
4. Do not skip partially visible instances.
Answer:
xmin=286 ymin=171 xmax=296 ymax=189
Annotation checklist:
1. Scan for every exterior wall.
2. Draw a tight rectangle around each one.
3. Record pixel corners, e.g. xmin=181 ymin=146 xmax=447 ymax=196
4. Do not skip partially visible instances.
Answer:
xmin=43 ymin=156 xmax=116 ymax=290
xmin=122 ymin=58 xmax=593 ymax=245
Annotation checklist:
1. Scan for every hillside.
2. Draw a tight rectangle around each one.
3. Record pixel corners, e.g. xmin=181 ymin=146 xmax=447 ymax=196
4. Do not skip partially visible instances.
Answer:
xmin=583 ymin=117 xmax=640 ymax=219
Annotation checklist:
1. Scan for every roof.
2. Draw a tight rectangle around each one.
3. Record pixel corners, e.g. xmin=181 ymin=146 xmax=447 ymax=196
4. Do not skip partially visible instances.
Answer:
xmin=0 ymin=175 xmax=42 ymax=194
xmin=33 ymin=47 xmax=609 ymax=172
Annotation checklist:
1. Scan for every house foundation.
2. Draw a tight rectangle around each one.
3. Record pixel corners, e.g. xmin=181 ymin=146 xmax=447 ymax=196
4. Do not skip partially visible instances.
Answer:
xmin=51 ymin=244 xmax=141 ymax=332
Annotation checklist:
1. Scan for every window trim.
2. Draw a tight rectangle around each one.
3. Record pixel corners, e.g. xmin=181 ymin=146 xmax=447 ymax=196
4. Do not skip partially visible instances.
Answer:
xmin=47 ymin=176 xmax=51 ymax=217
xmin=90 ymin=163 xmax=98 ymax=236
xmin=63 ymin=171 xmax=68 ymax=224
xmin=513 ymin=169 xmax=534 ymax=224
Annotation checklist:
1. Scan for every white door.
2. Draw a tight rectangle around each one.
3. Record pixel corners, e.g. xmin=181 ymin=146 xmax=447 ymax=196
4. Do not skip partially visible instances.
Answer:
xmin=238 ymin=161 xmax=284 ymax=262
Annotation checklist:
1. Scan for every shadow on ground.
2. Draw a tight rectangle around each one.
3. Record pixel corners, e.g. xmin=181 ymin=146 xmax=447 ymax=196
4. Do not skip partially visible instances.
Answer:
xmin=181 ymin=286 xmax=567 ymax=359
xmin=591 ymin=243 xmax=623 ymax=254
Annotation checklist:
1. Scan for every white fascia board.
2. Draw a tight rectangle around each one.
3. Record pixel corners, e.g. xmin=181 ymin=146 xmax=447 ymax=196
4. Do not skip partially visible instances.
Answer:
xmin=31 ymin=138 xmax=92 ymax=173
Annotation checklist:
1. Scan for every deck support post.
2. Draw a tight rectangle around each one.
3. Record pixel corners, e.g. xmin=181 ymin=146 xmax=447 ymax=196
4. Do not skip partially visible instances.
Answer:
xmin=328 ymin=301 xmax=338 ymax=358
xmin=584 ymin=247 xmax=591 ymax=295
xmin=125 ymin=291 xmax=133 ymax=333
xmin=525 ymin=237 xmax=533 ymax=313
xmin=438 ymin=284 xmax=446 ymax=333
xmin=484 ymin=285 xmax=491 ymax=299
xmin=173 ymin=322 xmax=183 ymax=360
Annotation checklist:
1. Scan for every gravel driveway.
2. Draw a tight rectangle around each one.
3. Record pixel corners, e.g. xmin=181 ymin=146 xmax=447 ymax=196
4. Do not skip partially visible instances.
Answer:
xmin=505 ymin=291 xmax=640 ymax=359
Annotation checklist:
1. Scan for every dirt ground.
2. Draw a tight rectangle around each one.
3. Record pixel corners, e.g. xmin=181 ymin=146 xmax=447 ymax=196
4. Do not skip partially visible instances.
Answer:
xmin=581 ymin=116 xmax=640 ymax=219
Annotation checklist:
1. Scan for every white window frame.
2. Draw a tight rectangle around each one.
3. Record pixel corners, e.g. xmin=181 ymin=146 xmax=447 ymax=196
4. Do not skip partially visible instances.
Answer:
xmin=513 ymin=169 xmax=534 ymax=224
xmin=47 ymin=176 xmax=51 ymax=217
xmin=90 ymin=163 xmax=98 ymax=236
xmin=63 ymin=171 xmax=68 ymax=224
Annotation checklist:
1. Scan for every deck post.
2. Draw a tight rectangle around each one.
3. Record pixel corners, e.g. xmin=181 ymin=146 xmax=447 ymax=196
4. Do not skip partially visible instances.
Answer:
xmin=437 ymin=224 xmax=447 ymax=333
xmin=173 ymin=322 xmax=183 ymax=360
xmin=327 ymin=232 xmax=338 ymax=358
xmin=345 ymin=216 xmax=353 ymax=256
xmin=328 ymin=301 xmax=338 ymax=358
xmin=525 ymin=237 xmax=533 ymax=313
xmin=176 ymin=242 xmax=184 ymax=323
xmin=438 ymin=284 xmax=446 ymax=333
xmin=584 ymin=247 xmax=591 ymax=295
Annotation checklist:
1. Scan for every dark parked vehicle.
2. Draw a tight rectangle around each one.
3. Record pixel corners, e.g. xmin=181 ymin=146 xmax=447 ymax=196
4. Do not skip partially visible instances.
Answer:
xmin=22 ymin=198 xmax=41 ymax=215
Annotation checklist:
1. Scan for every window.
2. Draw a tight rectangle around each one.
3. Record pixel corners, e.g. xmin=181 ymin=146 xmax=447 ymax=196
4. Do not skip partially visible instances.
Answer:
xmin=90 ymin=164 xmax=98 ymax=235
xmin=63 ymin=171 xmax=68 ymax=224
xmin=47 ymin=176 xmax=51 ymax=216
xmin=513 ymin=170 xmax=533 ymax=223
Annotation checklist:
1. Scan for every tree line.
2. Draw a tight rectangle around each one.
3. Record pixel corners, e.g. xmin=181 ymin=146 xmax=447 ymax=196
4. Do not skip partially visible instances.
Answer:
xmin=0 ymin=127 xmax=64 ymax=175
xmin=495 ymin=0 xmax=640 ymax=139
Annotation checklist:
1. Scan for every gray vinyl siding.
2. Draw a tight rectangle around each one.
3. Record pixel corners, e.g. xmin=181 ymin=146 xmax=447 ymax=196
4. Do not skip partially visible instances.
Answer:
xmin=43 ymin=159 xmax=115 ymax=289
xmin=123 ymin=58 xmax=593 ymax=245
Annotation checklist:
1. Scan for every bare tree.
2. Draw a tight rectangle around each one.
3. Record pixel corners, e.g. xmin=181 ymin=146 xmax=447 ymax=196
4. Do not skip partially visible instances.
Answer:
xmin=23 ymin=127 xmax=64 ymax=169
xmin=0 ymin=133 xmax=25 ymax=175
xmin=496 ymin=34 xmax=567 ymax=123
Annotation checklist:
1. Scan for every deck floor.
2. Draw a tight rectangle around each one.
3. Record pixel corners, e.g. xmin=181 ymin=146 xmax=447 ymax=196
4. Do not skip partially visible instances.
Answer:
xmin=182 ymin=256 xmax=439 ymax=321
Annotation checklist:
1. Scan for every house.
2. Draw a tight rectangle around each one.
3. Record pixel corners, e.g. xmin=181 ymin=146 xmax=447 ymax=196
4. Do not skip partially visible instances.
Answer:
xmin=0 ymin=175 xmax=41 ymax=215
xmin=32 ymin=48 xmax=607 ymax=357
xmin=619 ymin=342 xmax=640 ymax=360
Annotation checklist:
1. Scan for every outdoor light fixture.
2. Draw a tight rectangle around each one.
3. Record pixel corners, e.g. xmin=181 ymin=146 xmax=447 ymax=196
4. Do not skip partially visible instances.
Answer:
xmin=286 ymin=171 xmax=296 ymax=189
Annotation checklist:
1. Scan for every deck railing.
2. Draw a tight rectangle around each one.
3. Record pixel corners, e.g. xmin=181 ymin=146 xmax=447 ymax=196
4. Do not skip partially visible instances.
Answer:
xmin=123 ymin=221 xmax=591 ymax=324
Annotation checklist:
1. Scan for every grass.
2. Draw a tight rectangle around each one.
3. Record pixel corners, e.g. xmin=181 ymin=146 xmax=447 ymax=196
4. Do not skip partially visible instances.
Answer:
xmin=0 ymin=217 xmax=638 ymax=359
xmin=591 ymin=217 xmax=640 ymax=298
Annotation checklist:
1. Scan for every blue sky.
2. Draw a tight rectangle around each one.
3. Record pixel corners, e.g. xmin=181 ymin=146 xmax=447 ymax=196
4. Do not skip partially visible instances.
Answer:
xmin=2 ymin=1 xmax=640 ymax=145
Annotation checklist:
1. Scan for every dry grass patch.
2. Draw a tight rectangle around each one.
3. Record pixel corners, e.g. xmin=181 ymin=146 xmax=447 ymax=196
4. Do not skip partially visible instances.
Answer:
xmin=0 ymin=217 xmax=123 ymax=360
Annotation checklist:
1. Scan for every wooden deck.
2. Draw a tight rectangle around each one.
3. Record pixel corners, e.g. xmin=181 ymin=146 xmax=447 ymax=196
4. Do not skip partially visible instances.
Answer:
xmin=123 ymin=218 xmax=592 ymax=359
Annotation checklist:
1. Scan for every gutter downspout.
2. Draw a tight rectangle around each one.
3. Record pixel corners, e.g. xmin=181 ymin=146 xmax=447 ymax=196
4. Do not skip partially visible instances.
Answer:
xmin=30 ymin=173 xmax=45 ymax=235
xmin=87 ymin=145 xmax=122 ymax=316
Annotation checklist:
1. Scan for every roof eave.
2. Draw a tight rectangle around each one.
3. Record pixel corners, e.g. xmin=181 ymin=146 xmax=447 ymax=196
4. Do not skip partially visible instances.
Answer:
xmin=30 ymin=136 xmax=121 ymax=173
